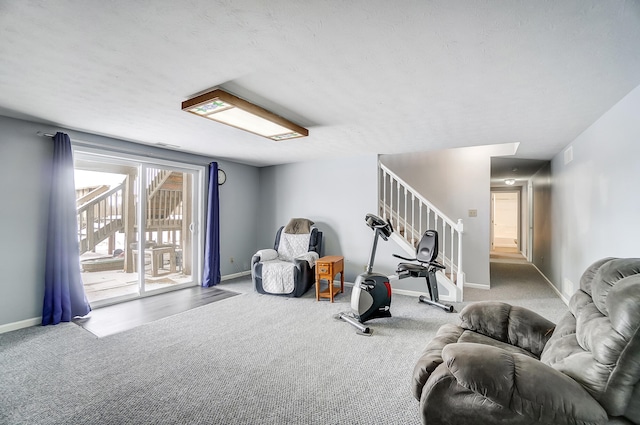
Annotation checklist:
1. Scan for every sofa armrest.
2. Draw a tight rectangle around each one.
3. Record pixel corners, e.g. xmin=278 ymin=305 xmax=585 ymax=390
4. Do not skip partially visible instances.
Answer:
xmin=441 ymin=343 xmax=607 ymax=425
xmin=412 ymin=323 xmax=464 ymax=400
xmin=459 ymin=301 xmax=556 ymax=357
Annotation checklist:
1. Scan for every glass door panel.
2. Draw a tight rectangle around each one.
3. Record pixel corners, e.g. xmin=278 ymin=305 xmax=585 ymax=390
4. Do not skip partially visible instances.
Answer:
xmin=74 ymin=151 xmax=201 ymax=307
xmin=75 ymin=156 xmax=140 ymax=305
xmin=141 ymin=166 xmax=194 ymax=294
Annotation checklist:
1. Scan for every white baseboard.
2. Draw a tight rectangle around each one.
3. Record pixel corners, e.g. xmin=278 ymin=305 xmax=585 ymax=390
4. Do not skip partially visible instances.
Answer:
xmin=392 ymin=282 xmax=492 ymax=300
xmin=392 ymin=287 xmax=425 ymax=297
xmin=0 ymin=317 xmax=41 ymax=334
xmin=391 ymin=287 xmax=458 ymax=302
xmin=221 ymin=270 xmax=251 ymax=281
xmin=532 ymin=264 xmax=569 ymax=305
xmin=464 ymin=282 xmax=490 ymax=290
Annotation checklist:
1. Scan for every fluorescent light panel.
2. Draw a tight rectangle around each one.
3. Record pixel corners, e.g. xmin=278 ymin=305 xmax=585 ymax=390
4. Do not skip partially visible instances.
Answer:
xmin=182 ymin=88 xmax=308 ymax=141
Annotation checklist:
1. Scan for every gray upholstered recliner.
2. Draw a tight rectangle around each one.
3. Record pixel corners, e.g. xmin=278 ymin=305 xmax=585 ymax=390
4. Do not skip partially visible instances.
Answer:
xmin=412 ymin=257 xmax=640 ymax=425
xmin=251 ymin=218 xmax=323 ymax=298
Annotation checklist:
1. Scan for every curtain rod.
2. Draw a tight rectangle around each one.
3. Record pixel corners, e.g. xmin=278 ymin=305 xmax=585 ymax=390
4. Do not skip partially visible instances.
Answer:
xmin=37 ymin=131 xmax=179 ymax=149
xmin=36 ymin=131 xmax=213 ymax=165
xmin=36 ymin=130 xmax=172 ymax=160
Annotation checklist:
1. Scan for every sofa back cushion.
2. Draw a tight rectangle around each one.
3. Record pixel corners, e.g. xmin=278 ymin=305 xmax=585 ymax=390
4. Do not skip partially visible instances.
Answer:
xmin=541 ymin=258 xmax=640 ymax=420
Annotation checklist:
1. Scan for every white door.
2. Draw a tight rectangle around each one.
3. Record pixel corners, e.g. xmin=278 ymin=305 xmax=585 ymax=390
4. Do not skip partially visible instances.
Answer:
xmin=491 ymin=191 xmax=519 ymax=252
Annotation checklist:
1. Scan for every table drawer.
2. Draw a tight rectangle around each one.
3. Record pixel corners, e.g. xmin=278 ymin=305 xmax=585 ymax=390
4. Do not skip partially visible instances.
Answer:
xmin=317 ymin=264 xmax=331 ymax=274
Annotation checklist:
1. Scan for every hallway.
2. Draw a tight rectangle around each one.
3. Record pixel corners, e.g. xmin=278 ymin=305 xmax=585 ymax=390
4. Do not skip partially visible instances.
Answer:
xmin=464 ymin=261 xmax=564 ymax=322
xmin=490 ymin=246 xmax=527 ymax=263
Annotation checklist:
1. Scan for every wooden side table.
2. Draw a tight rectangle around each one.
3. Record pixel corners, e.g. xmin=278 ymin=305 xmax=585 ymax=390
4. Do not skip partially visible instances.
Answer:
xmin=132 ymin=245 xmax=176 ymax=277
xmin=315 ymin=255 xmax=344 ymax=302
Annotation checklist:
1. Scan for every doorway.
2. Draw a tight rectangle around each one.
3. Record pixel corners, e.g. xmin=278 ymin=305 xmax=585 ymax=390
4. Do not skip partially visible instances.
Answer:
xmin=490 ymin=191 xmax=523 ymax=260
xmin=74 ymin=149 xmax=203 ymax=307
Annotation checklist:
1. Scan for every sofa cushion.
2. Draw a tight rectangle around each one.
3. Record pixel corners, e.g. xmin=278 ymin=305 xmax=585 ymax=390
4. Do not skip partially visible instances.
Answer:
xmin=412 ymin=325 xmax=538 ymax=402
xmin=458 ymin=330 xmax=537 ymax=358
xmin=459 ymin=301 xmax=555 ymax=357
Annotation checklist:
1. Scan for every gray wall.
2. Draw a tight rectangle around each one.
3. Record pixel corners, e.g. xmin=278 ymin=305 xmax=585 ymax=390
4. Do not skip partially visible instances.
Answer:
xmin=380 ymin=146 xmax=493 ymax=286
xmin=549 ymin=84 xmax=640 ymax=297
xmin=530 ymin=163 xmax=553 ymax=281
xmin=257 ymin=155 xmax=379 ymax=282
xmin=0 ymin=116 xmax=260 ymax=327
xmin=217 ymin=162 xmax=260 ymax=273
xmin=0 ymin=117 xmax=53 ymax=326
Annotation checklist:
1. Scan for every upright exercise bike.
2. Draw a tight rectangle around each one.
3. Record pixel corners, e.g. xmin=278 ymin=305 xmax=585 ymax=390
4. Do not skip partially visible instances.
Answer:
xmin=394 ymin=230 xmax=454 ymax=312
xmin=338 ymin=213 xmax=394 ymax=336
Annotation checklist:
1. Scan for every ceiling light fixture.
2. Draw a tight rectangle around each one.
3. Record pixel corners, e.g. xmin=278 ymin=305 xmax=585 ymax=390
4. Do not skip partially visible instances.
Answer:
xmin=505 ymin=178 xmax=516 ymax=185
xmin=181 ymin=88 xmax=308 ymax=141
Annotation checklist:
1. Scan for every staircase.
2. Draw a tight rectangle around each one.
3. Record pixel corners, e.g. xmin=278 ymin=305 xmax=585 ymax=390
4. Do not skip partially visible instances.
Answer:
xmin=77 ymin=183 xmax=125 ymax=255
xmin=77 ymin=168 xmax=185 ymax=255
xmin=378 ymin=162 xmax=465 ymax=302
xmin=144 ymin=168 xmax=184 ymax=234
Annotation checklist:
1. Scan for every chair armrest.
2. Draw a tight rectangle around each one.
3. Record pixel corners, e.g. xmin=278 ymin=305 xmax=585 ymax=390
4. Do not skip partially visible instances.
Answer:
xmin=254 ymin=249 xmax=278 ymax=262
xmin=441 ymin=343 xmax=607 ymax=425
xmin=294 ymin=252 xmax=319 ymax=269
xmin=459 ymin=301 xmax=556 ymax=357
xmin=412 ymin=323 xmax=464 ymax=400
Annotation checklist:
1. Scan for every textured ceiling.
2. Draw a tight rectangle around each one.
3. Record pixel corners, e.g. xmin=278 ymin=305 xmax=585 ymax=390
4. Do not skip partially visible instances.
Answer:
xmin=1 ymin=1 xmax=639 ymax=167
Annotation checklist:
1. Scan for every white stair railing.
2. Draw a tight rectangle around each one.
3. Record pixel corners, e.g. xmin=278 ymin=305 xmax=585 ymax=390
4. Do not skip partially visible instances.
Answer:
xmin=379 ymin=162 xmax=465 ymax=300
xmin=146 ymin=168 xmax=173 ymax=199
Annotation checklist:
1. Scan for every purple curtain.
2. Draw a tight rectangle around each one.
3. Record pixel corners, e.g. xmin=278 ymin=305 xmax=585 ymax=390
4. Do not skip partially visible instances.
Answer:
xmin=202 ymin=162 xmax=221 ymax=286
xmin=42 ymin=132 xmax=91 ymax=325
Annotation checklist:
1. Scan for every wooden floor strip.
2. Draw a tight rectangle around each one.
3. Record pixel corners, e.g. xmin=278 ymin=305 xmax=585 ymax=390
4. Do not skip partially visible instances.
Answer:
xmin=74 ymin=286 xmax=239 ymax=337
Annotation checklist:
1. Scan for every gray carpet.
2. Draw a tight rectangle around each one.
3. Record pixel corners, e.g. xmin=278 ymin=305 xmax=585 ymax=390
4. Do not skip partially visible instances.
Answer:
xmin=0 ymin=263 xmax=567 ymax=425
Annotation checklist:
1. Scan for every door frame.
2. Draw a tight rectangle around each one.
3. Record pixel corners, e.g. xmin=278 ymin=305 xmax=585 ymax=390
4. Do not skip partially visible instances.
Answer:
xmin=490 ymin=189 xmax=521 ymax=253
xmin=73 ymin=146 xmax=205 ymax=307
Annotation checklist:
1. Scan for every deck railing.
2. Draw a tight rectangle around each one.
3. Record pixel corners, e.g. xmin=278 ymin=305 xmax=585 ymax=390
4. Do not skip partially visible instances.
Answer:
xmin=146 ymin=189 xmax=183 ymax=230
xmin=378 ymin=162 xmax=465 ymax=291
xmin=77 ymin=181 xmax=125 ymax=254
xmin=75 ymin=170 xmax=185 ymax=255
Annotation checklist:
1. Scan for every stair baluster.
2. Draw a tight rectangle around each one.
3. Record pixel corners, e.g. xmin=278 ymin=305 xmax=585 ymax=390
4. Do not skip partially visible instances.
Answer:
xmin=379 ymin=161 xmax=465 ymax=301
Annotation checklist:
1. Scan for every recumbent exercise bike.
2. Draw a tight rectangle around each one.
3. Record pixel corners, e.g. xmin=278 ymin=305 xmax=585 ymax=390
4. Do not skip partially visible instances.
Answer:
xmin=393 ymin=229 xmax=454 ymax=313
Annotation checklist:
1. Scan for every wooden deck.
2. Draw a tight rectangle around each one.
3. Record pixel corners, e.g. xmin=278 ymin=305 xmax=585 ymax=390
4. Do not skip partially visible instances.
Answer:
xmin=82 ymin=268 xmax=193 ymax=304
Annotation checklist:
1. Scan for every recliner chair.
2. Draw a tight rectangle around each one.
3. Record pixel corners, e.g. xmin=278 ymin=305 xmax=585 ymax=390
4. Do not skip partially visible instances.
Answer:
xmin=251 ymin=218 xmax=323 ymax=298
xmin=412 ymin=257 xmax=640 ymax=425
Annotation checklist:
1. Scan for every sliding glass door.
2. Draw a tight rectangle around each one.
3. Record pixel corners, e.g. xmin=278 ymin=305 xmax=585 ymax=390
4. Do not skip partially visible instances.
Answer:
xmin=74 ymin=149 xmax=203 ymax=306
xmin=139 ymin=165 xmax=195 ymax=294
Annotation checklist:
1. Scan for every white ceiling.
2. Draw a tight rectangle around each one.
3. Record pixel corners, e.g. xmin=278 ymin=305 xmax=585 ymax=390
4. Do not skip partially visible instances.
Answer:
xmin=1 ymin=1 xmax=639 ymax=167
